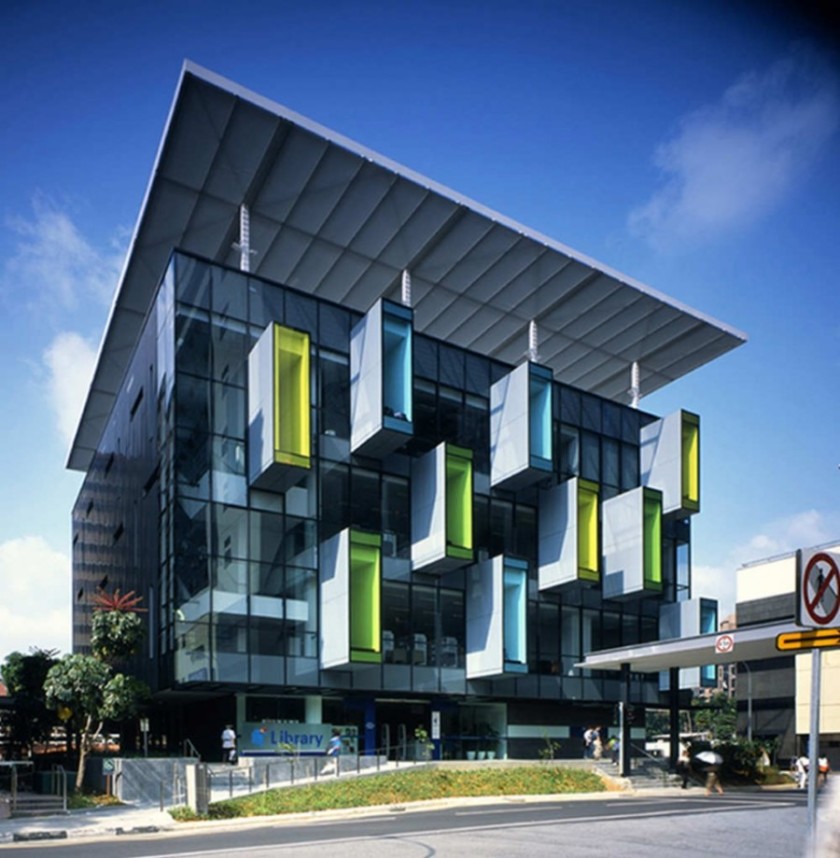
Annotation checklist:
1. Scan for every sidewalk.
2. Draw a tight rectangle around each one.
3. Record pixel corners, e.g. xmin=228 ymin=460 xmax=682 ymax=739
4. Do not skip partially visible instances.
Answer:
xmin=0 ymin=803 xmax=176 ymax=844
xmin=0 ymin=779 xmax=802 ymax=845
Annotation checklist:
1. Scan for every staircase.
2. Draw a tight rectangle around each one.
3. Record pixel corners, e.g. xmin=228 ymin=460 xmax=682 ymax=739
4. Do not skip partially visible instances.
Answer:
xmin=10 ymin=793 xmax=68 ymax=818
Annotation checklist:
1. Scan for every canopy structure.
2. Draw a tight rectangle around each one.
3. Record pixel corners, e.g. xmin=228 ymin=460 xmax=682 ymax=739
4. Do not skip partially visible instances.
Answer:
xmin=577 ymin=620 xmax=803 ymax=673
xmin=68 ymin=61 xmax=746 ymax=471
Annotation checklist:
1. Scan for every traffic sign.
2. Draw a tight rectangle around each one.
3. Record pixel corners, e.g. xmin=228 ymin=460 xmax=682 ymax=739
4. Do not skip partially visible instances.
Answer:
xmin=798 ymin=550 xmax=840 ymax=628
xmin=714 ymin=633 xmax=735 ymax=655
xmin=776 ymin=627 xmax=840 ymax=652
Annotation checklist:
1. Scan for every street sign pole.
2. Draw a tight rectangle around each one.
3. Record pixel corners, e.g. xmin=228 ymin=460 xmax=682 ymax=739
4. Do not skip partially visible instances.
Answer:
xmin=807 ymin=648 xmax=820 ymax=857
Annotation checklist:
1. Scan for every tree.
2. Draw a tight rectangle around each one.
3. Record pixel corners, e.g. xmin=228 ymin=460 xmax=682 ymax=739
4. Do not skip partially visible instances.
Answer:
xmin=43 ymin=588 xmax=149 ymax=790
xmin=0 ymin=648 xmax=60 ymax=757
xmin=692 ymin=692 xmax=737 ymax=742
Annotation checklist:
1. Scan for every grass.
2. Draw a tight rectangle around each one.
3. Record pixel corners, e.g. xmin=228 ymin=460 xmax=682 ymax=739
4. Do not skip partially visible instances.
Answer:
xmin=170 ymin=765 xmax=605 ymax=821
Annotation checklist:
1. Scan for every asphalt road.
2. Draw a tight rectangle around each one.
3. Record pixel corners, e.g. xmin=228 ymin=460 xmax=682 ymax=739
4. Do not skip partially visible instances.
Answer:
xmin=4 ymin=791 xmax=810 ymax=858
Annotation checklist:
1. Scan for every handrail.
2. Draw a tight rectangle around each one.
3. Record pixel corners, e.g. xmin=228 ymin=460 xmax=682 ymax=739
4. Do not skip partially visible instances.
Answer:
xmin=629 ymin=743 xmax=671 ymax=785
xmin=183 ymin=738 xmax=201 ymax=760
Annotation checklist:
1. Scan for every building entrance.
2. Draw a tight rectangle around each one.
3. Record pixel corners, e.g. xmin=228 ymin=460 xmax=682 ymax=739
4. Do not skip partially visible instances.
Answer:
xmin=375 ymin=700 xmax=430 ymax=759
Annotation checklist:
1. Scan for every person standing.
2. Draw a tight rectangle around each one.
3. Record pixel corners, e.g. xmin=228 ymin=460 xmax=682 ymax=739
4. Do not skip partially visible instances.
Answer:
xmin=221 ymin=724 xmax=237 ymax=764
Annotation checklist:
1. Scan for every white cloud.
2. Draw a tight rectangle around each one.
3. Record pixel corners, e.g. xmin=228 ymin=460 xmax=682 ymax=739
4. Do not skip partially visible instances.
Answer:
xmin=3 ymin=194 xmax=125 ymax=312
xmin=0 ymin=536 xmax=70 ymax=662
xmin=629 ymin=45 xmax=840 ymax=250
xmin=43 ymin=332 xmax=98 ymax=448
xmin=694 ymin=508 xmax=840 ymax=617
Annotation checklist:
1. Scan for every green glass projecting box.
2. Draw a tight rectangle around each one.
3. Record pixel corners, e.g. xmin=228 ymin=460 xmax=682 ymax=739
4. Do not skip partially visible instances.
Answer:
xmin=248 ymin=322 xmax=311 ymax=492
xmin=411 ymin=443 xmax=474 ymax=574
xmin=320 ymin=528 xmax=382 ymax=669
xmin=640 ymin=409 xmax=699 ymax=516
xmin=538 ymin=477 xmax=600 ymax=590
xmin=602 ymin=486 xmax=663 ymax=600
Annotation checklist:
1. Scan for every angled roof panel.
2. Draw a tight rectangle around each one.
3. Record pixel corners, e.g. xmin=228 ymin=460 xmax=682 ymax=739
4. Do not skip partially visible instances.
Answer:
xmin=67 ymin=61 xmax=747 ymax=471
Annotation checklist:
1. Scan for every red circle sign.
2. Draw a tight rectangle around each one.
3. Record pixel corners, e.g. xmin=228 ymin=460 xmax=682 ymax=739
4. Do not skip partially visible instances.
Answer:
xmin=803 ymin=552 xmax=840 ymax=626
xmin=715 ymin=634 xmax=734 ymax=655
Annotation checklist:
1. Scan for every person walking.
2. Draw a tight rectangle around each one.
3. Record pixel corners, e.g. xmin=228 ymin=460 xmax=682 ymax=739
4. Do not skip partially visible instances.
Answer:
xmin=704 ymin=763 xmax=724 ymax=795
xmin=221 ymin=724 xmax=237 ymax=764
xmin=321 ymin=728 xmax=342 ymax=775
xmin=676 ymin=745 xmax=691 ymax=788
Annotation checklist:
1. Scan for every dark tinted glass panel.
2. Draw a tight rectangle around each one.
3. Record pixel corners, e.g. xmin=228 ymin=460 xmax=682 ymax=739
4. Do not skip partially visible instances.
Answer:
xmin=438 ymin=387 xmax=462 ymax=445
xmin=176 ymin=374 xmax=210 ymax=431
xmin=382 ymin=582 xmax=411 ymax=665
xmin=175 ymin=256 xmax=211 ymax=309
xmin=213 ymin=267 xmax=248 ymax=322
xmin=319 ymin=462 xmax=349 ymax=539
xmin=286 ymin=292 xmax=318 ymax=341
xmin=319 ymin=303 xmax=350 ymax=352
xmin=580 ymin=432 xmax=600 ymax=482
xmin=581 ymin=394 xmax=602 ymax=432
xmin=211 ymin=316 xmax=249 ymax=387
xmin=351 ymin=469 xmax=381 ymax=532
xmin=319 ymin=352 xmax=350 ymax=438
xmin=621 ymin=443 xmax=639 ymax=491
xmin=414 ymin=336 xmax=438 ymax=380
xmin=413 ymin=382 xmax=437 ymax=440
xmin=622 ymin=409 xmax=641 ymax=444
xmin=602 ymin=438 xmax=620 ymax=488
xmin=439 ymin=345 xmax=464 ymax=389
xmin=602 ymin=402 xmax=621 ymax=439
xmin=175 ymin=310 xmax=211 ymax=378
xmin=249 ymin=281 xmax=284 ymax=328
xmin=560 ymin=387 xmax=581 ymax=425
xmin=465 ymin=354 xmax=490 ymax=395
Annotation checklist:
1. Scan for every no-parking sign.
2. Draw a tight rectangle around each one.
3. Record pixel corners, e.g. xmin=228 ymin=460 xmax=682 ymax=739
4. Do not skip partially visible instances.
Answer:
xmin=797 ymin=549 xmax=840 ymax=628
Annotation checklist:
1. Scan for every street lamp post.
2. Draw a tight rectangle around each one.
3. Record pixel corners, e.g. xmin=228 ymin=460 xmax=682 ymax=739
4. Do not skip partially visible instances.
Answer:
xmin=740 ymin=661 xmax=753 ymax=743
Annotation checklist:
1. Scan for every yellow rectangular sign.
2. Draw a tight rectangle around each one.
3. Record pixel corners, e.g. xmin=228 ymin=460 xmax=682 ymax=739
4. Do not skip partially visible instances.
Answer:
xmin=776 ymin=628 xmax=840 ymax=652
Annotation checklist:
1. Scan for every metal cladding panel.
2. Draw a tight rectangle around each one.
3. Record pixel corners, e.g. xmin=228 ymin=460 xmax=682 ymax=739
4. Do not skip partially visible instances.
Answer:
xmin=602 ymin=487 xmax=646 ymax=600
xmin=351 ymin=299 xmax=413 ymax=457
xmin=466 ymin=557 xmax=504 ymax=679
xmin=658 ymin=597 xmax=717 ymax=691
xmin=490 ymin=362 xmax=530 ymax=488
xmin=247 ymin=323 xmax=276 ymax=484
xmin=411 ymin=444 xmax=447 ymax=571
xmin=320 ymin=529 xmax=350 ymax=670
xmin=640 ymin=409 xmax=700 ymax=516
xmin=538 ymin=479 xmax=576 ymax=590
xmin=350 ymin=300 xmax=383 ymax=452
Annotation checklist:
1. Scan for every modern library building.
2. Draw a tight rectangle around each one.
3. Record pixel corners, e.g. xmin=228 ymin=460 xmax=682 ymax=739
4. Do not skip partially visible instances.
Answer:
xmin=68 ymin=62 xmax=746 ymax=761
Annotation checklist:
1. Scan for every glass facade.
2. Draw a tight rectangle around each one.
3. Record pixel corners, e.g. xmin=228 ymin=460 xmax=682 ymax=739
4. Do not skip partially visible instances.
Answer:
xmin=72 ymin=251 xmax=695 ymax=756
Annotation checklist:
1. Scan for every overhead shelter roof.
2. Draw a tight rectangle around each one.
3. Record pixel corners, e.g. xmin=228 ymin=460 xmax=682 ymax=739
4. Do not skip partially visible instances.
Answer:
xmin=68 ymin=61 xmax=747 ymax=471
xmin=577 ymin=620 xmax=804 ymax=673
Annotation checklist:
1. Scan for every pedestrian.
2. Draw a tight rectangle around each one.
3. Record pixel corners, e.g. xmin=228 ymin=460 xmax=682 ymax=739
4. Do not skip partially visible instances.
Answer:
xmin=819 ymin=756 xmax=830 ymax=787
xmin=795 ymin=754 xmax=809 ymax=790
xmin=221 ymin=723 xmax=237 ymax=764
xmin=677 ymin=745 xmax=691 ymax=788
xmin=611 ymin=735 xmax=621 ymax=766
xmin=704 ymin=763 xmax=724 ymax=795
xmin=583 ymin=726 xmax=595 ymax=759
xmin=321 ymin=728 xmax=342 ymax=775
xmin=593 ymin=727 xmax=603 ymax=761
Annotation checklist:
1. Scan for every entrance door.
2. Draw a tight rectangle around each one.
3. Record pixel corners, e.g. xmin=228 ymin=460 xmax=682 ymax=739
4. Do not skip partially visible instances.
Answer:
xmin=375 ymin=700 xmax=429 ymax=759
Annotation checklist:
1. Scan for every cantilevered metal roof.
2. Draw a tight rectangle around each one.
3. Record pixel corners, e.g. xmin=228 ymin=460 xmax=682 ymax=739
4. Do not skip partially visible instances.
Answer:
xmin=577 ymin=620 xmax=801 ymax=673
xmin=68 ymin=61 xmax=746 ymax=471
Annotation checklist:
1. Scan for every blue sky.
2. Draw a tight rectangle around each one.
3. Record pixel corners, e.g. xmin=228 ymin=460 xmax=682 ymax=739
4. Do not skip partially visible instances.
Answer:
xmin=1 ymin=0 xmax=839 ymax=659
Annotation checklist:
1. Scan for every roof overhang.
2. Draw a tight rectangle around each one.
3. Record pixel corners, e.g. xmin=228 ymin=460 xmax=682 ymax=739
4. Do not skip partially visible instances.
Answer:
xmin=577 ymin=620 xmax=803 ymax=673
xmin=68 ymin=61 xmax=747 ymax=471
